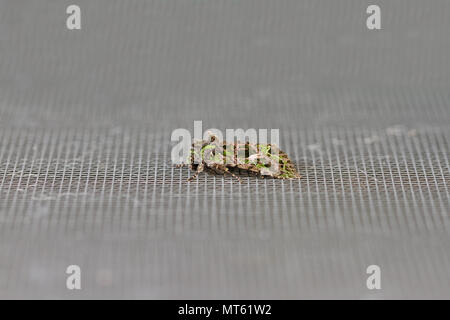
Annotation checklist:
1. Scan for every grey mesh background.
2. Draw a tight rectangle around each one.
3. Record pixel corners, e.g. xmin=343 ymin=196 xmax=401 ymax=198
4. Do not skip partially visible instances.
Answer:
xmin=0 ymin=0 xmax=449 ymax=299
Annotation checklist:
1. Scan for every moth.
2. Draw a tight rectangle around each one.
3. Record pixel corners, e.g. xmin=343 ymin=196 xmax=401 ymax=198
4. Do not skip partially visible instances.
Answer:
xmin=176 ymin=133 xmax=301 ymax=182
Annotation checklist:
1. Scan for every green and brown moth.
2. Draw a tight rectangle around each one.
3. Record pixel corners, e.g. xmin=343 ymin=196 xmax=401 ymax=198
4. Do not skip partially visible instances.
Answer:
xmin=176 ymin=133 xmax=301 ymax=182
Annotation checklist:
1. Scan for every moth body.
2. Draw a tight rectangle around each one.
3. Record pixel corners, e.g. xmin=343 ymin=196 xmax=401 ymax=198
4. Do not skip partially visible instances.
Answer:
xmin=176 ymin=133 xmax=301 ymax=182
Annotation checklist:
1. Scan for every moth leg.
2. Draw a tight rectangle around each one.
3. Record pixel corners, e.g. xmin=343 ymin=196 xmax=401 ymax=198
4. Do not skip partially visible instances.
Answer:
xmin=223 ymin=167 xmax=241 ymax=183
xmin=187 ymin=163 xmax=204 ymax=181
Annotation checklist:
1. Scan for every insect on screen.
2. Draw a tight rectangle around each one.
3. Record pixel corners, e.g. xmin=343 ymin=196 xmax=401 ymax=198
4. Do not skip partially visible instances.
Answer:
xmin=0 ymin=0 xmax=449 ymax=299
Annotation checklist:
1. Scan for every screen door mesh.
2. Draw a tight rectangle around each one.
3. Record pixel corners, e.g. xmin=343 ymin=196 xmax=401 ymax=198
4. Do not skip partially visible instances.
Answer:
xmin=0 ymin=0 xmax=449 ymax=298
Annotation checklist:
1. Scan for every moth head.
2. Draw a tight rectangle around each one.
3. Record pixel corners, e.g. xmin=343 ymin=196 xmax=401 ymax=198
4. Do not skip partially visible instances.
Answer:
xmin=205 ymin=131 xmax=219 ymax=143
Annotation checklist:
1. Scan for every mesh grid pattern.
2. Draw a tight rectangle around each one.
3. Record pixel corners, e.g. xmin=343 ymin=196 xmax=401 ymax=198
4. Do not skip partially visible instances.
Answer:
xmin=0 ymin=128 xmax=449 ymax=233
xmin=0 ymin=0 xmax=449 ymax=298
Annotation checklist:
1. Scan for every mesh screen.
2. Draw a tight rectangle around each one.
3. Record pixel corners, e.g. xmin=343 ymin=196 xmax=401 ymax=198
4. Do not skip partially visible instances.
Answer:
xmin=0 ymin=0 xmax=449 ymax=298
